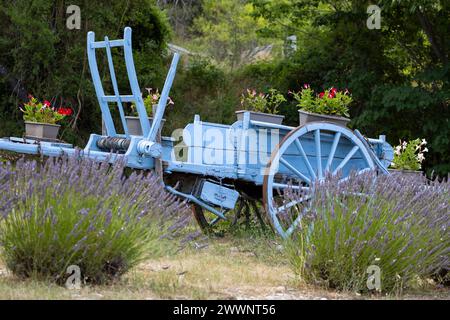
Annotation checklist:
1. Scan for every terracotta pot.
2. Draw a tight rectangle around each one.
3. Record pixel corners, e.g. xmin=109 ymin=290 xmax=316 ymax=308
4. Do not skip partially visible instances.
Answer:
xmin=235 ymin=110 xmax=285 ymax=125
xmin=25 ymin=121 xmax=60 ymax=140
xmin=299 ymin=110 xmax=350 ymax=127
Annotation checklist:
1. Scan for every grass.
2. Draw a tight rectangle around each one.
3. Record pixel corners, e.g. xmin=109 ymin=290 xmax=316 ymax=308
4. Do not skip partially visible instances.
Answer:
xmin=0 ymin=233 xmax=448 ymax=300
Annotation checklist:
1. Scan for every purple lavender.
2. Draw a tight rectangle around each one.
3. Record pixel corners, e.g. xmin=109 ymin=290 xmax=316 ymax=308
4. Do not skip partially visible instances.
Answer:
xmin=285 ymin=171 xmax=449 ymax=293
xmin=0 ymin=156 xmax=190 ymax=284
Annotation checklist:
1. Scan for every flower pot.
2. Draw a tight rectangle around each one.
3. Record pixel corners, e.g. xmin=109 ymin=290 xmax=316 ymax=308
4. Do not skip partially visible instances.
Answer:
xmin=25 ymin=121 xmax=60 ymax=140
xmin=125 ymin=116 xmax=166 ymax=136
xmin=101 ymin=117 xmax=166 ymax=136
xmin=235 ymin=110 xmax=285 ymax=125
xmin=299 ymin=110 xmax=350 ymax=127
xmin=388 ymin=168 xmax=424 ymax=179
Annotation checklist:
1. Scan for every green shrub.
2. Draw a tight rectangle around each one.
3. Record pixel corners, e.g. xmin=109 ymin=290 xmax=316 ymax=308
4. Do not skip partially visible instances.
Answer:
xmin=0 ymin=156 xmax=188 ymax=284
xmin=285 ymin=172 xmax=449 ymax=294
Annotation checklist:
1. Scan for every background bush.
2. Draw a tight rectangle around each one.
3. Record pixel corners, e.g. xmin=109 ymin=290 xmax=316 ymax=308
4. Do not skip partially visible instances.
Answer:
xmin=0 ymin=0 xmax=171 ymax=145
xmin=285 ymin=172 xmax=449 ymax=294
xmin=0 ymin=156 xmax=189 ymax=284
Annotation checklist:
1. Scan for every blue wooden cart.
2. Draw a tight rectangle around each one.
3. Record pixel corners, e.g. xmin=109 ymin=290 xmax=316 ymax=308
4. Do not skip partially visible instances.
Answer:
xmin=0 ymin=28 xmax=394 ymax=238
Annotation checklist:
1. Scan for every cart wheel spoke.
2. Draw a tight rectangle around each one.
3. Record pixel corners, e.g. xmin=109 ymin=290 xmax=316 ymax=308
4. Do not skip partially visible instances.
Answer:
xmin=332 ymin=145 xmax=360 ymax=175
xmin=275 ymin=195 xmax=311 ymax=213
xmin=273 ymin=183 xmax=309 ymax=191
xmin=279 ymin=157 xmax=311 ymax=184
xmin=325 ymin=132 xmax=341 ymax=173
xmin=314 ymin=129 xmax=323 ymax=179
xmin=294 ymin=139 xmax=316 ymax=180
xmin=285 ymin=214 xmax=304 ymax=237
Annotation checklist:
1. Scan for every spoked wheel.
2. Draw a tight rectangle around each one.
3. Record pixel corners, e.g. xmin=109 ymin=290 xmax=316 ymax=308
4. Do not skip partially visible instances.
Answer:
xmin=191 ymin=194 xmax=268 ymax=233
xmin=263 ymin=122 xmax=376 ymax=238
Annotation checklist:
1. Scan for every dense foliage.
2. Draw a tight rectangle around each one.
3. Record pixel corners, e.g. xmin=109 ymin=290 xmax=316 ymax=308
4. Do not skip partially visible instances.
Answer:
xmin=0 ymin=1 xmax=448 ymax=175
xmin=285 ymin=172 xmax=449 ymax=293
xmin=0 ymin=0 xmax=171 ymax=144
xmin=0 ymin=156 xmax=189 ymax=284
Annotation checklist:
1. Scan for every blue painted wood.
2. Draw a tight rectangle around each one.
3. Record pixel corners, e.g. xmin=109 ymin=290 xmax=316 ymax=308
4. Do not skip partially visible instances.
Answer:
xmin=200 ymin=181 xmax=240 ymax=209
xmin=147 ymin=53 xmax=180 ymax=141
xmin=123 ymin=27 xmax=151 ymax=137
xmin=326 ymin=132 xmax=341 ymax=172
xmin=87 ymin=31 xmax=116 ymax=136
xmin=104 ymin=36 xmax=129 ymax=137
xmin=314 ymin=129 xmax=323 ymax=179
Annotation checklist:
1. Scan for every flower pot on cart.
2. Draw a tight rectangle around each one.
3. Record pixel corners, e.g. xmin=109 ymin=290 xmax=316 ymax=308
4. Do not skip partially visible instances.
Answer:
xmin=388 ymin=168 xmax=424 ymax=179
xmin=235 ymin=110 xmax=285 ymax=125
xmin=299 ymin=110 xmax=350 ymax=127
xmin=125 ymin=116 xmax=166 ymax=136
xmin=25 ymin=121 xmax=60 ymax=141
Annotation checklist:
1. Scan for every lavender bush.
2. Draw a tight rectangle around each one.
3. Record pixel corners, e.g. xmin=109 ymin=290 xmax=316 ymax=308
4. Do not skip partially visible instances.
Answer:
xmin=0 ymin=156 xmax=189 ymax=284
xmin=285 ymin=172 xmax=449 ymax=293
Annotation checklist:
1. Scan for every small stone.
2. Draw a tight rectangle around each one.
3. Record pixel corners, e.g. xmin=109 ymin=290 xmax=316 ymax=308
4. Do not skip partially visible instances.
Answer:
xmin=274 ymin=286 xmax=286 ymax=293
xmin=230 ymin=247 xmax=239 ymax=253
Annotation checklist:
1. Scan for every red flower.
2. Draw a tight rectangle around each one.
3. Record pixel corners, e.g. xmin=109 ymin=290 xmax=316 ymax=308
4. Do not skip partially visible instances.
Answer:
xmin=43 ymin=100 xmax=51 ymax=107
xmin=328 ymin=93 xmax=335 ymax=99
xmin=57 ymin=107 xmax=73 ymax=116
xmin=330 ymin=87 xmax=337 ymax=94
xmin=319 ymin=92 xmax=325 ymax=98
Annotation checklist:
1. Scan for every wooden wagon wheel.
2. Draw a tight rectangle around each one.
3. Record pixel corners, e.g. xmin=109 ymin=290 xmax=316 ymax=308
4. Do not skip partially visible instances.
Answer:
xmin=263 ymin=122 xmax=376 ymax=238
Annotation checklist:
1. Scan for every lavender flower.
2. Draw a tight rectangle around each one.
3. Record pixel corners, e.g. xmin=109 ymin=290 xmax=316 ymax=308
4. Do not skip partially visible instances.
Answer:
xmin=285 ymin=170 xmax=450 ymax=293
xmin=0 ymin=155 xmax=190 ymax=284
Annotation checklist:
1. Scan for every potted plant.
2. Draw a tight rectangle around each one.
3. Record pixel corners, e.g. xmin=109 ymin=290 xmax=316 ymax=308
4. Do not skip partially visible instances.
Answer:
xmin=389 ymin=138 xmax=428 ymax=177
xmin=236 ymin=88 xmax=286 ymax=124
xmin=291 ymin=84 xmax=352 ymax=127
xmin=20 ymin=95 xmax=72 ymax=141
xmin=126 ymin=88 xmax=173 ymax=136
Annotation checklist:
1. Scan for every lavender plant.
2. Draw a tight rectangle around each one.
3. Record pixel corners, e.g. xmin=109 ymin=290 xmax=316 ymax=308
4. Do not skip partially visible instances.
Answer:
xmin=284 ymin=172 xmax=449 ymax=293
xmin=0 ymin=156 xmax=189 ymax=284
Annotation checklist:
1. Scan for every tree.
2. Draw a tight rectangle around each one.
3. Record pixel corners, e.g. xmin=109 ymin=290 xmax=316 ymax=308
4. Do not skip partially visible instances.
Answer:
xmin=0 ymin=0 xmax=171 ymax=144
xmin=250 ymin=0 xmax=450 ymax=175
xmin=191 ymin=0 xmax=275 ymax=69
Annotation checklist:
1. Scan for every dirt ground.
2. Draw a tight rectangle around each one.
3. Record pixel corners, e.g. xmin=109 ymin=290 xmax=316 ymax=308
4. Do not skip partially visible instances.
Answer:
xmin=0 ymin=236 xmax=448 ymax=300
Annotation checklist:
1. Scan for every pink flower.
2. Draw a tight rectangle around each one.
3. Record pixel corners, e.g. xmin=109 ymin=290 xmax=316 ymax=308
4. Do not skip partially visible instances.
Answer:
xmin=167 ymin=97 xmax=174 ymax=105
xmin=303 ymin=83 xmax=310 ymax=89
xmin=44 ymin=100 xmax=51 ymax=107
